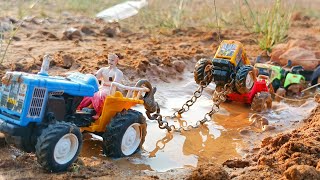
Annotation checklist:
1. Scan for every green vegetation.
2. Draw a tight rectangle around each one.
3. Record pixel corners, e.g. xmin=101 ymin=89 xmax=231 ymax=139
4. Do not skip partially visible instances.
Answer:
xmin=241 ymin=0 xmax=292 ymax=52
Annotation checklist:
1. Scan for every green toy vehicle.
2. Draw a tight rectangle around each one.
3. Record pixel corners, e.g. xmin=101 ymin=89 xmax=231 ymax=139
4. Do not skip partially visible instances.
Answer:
xmin=254 ymin=61 xmax=306 ymax=95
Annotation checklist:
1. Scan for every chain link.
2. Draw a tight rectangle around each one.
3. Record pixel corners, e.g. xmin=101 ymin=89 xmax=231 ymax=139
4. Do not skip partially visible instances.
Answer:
xmin=145 ymin=71 xmax=233 ymax=132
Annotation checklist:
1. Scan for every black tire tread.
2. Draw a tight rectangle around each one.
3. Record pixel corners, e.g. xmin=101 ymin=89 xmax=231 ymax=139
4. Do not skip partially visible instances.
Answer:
xmin=235 ymin=65 xmax=254 ymax=94
xmin=102 ymin=109 xmax=146 ymax=158
xmin=35 ymin=122 xmax=82 ymax=172
xmin=194 ymin=58 xmax=213 ymax=85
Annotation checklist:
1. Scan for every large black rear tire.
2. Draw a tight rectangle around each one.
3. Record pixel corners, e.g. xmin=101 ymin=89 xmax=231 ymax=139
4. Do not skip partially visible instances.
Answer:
xmin=194 ymin=58 xmax=213 ymax=85
xmin=35 ymin=122 xmax=82 ymax=172
xmin=235 ymin=65 xmax=254 ymax=94
xmin=102 ymin=109 xmax=147 ymax=158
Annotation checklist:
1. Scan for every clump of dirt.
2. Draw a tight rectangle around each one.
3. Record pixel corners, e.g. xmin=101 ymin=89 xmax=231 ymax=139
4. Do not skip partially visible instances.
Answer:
xmin=284 ymin=165 xmax=320 ymax=180
xmin=230 ymin=100 xmax=320 ymax=179
xmin=222 ymin=159 xmax=250 ymax=168
xmin=187 ymin=163 xmax=230 ymax=180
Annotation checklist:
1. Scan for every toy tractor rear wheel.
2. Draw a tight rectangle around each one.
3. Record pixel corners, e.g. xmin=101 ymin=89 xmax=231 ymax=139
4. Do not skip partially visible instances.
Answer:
xmin=251 ymin=92 xmax=272 ymax=112
xmin=194 ymin=58 xmax=213 ymax=85
xmin=35 ymin=122 xmax=82 ymax=172
xmin=102 ymin=109 xmax=146 ymax=158
xmin=236 ymin=65 xmax=254 ymax=94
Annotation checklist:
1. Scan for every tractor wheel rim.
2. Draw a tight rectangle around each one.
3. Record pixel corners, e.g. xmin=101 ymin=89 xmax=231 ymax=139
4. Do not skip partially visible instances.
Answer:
xmin=246 ymin=73 xmax=254 ymax=90
xmin=121 ymin=123 xmax=142 ymax=156
xmin=54 ymin=133 xmax=79 ymax=165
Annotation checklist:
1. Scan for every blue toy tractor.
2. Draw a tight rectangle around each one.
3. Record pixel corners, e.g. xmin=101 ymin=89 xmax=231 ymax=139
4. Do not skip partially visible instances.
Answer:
xmin=0 ymin=58 xmax=155 ymax=172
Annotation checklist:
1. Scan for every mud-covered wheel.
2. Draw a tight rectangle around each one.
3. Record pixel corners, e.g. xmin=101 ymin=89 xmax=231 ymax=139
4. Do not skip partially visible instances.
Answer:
xmin=271 ymin=79 xmax=281 ymax=92
xmin=102 ymin=109 xmax=146 ymax=158
xmin=194 ymin=58 xmax=213 ymax=85
xmin=35 ymin=122 xmax=82 ymax=172
xmin=251 ymin=92 xmax=272 ymax=112
xmin=236 ymin=65 xmax=254 ymax=94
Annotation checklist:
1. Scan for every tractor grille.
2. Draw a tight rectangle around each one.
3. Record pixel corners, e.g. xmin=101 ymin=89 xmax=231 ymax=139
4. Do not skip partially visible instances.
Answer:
xmin=0 ymin=94 xmax=8 ymax=107
xmin=27 ymin=88 xmax=46 ymax=117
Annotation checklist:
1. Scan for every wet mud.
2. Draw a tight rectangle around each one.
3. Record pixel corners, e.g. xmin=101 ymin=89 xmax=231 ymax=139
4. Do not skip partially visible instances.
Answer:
xmin=78 ymin=72 xmax=316 ymax=175
xmin=0 ymin=1 xmax=319 ymax=179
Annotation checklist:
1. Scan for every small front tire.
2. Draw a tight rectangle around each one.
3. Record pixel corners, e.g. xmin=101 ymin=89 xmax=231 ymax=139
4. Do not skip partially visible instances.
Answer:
xmin=35 ymin=122 xmax=82 ymax=172
xmin=236 ymin=66 xmax=254 ymax=94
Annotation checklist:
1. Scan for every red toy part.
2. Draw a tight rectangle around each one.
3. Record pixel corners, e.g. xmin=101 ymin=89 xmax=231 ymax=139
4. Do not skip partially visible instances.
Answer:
xmin=227 ymin=80 xmax=269 ymax=104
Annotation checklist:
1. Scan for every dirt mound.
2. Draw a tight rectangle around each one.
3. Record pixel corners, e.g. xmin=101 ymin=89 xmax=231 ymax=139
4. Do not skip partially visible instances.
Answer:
xmin=187 ymin=163 xmax=230 ymax=180
xmin=232 ymin=101 xmax=320 ymax=179
xmin=284 ymin=165 xmax=320 ymax=180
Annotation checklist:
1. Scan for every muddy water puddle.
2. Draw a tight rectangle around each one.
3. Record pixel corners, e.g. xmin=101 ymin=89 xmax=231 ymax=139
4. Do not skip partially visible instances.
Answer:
xmin=80 ymin=72 xmax=317 ymax=172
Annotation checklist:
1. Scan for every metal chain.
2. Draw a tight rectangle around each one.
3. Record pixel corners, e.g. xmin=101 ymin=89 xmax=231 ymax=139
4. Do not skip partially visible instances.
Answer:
xmin=145 ymin=77 xmax=234 ymax=132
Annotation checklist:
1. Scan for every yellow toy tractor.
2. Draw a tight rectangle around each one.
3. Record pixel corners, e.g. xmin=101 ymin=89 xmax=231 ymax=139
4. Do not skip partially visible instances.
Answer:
xmin=194 ymin=40 xmax=273 ymax=111
xmin=194 ymin=40 xmax=253 ymax=93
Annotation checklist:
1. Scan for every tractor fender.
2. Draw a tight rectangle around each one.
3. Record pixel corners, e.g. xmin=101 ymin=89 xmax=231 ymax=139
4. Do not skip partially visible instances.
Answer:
xmin=284 ymin=73 xmax=305 ymax=88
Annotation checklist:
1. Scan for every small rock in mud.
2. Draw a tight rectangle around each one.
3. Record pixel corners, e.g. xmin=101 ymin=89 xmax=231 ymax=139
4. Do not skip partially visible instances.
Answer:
xmin=80 ymin=25 xmax=95 ymax=35
xmin=284 ymin=165 xmax=320 ymax=180
xmin=275 ymin=88 xmax=286 ymax=102
xmin=179 ymin=42 xmax=192 ymax=48
xmin=187 ymin=163 xmax=230 ymax=180
xmin=315 ymin=93 xmax=320 ymax=103
xmin=291 ymin=12 xmax=311 ymax=21
xmin=32 ymin=30 xmax=59 ymax=40
xmin=12 ymin=36 xmax=21 ymax=41
xmin=172 ymin=60 xmax=186 ymax=73
xmin=0 ymin=17 xmax=14 ymax=32
xmin=249 ymin=114 xmax=269 ymax=129
xmin=262 ymin=125 xmax=276 ymax=132
xmin=100 ymin=23 xmax=120 ymax=38
xmin=223 ymin=159 xmax=250 ymax=168
xmin=136 ymin=60 xmax=150 ymax=73
xmin=62 ymin=27 xmax=83 ymax=40
xmin=62 ymin=54 xmax=75 ymax=69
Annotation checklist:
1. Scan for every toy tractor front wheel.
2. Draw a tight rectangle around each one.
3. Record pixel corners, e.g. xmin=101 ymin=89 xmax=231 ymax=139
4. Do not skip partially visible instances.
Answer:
xmin=251 ymin=92 xmax=272 ymax=112
xmin=236 ymin=65 xmax=254 ymax=94
xmin=35 ymin=122 xmax=82 ymax=172
xmin=194 ymin=58 xmax=213 ymax=85
xmin=102 ymin=109 xmax=146 ymax=157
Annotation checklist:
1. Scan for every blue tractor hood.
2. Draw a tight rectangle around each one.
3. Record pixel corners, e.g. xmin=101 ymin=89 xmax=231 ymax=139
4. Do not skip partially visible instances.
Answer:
xmin=10 ymin=71 xmax=99 ymax=97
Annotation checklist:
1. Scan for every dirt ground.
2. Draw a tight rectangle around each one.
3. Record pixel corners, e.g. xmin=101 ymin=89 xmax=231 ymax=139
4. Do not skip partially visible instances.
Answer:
xmin=0 ymin=2 xmax=320 ymax=180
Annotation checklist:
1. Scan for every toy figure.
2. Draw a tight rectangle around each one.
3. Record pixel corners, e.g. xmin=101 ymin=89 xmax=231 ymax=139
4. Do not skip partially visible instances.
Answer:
xmin=78 ymin=53 xmax=123 ymax=119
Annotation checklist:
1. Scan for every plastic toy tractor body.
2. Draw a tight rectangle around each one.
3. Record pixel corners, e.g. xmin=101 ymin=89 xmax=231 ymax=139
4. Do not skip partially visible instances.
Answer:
xmin=0 ymin=71 xmax=151 ymax=172
xmin=254 ymin=63 xmax=306 ymax=95
xmin=194 ymin=40 xmax=272 ymax=111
